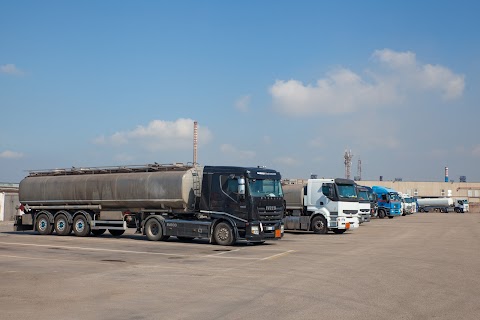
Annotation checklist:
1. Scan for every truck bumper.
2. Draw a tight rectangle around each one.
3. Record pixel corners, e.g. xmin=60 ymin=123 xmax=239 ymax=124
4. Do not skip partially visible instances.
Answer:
xmin=336 ymin=217 xmax=359 ymax=230
xmin=359 ymin=214 xmax=371 ymax=223
xmin=245 ymin=221 xmax=284 ymax=242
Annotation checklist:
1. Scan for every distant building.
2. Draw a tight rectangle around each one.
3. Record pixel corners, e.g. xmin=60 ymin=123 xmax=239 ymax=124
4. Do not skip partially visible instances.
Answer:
xmin=1 ymin=183 xmax=19 ymax=221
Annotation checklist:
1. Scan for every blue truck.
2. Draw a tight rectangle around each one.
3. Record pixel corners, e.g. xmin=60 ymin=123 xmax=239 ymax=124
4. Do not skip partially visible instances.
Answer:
xmin=372 ymin=186 xmax=402 ymax=219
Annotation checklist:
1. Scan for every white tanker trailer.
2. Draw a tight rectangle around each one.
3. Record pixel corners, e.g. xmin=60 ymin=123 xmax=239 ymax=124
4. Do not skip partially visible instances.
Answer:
xmin=417 ymin=197 xmax=453 ymax=213
xmin=15 ymin=163 xmax=285 ymax=245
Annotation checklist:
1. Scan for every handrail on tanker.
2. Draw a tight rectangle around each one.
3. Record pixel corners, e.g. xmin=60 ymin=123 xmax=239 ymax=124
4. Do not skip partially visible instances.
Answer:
xmin=25 ymin=162 xmax=196 ymax=177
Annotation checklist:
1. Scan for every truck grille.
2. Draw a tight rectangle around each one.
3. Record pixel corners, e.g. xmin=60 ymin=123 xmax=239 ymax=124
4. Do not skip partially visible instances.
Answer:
xmin=257 ymin=206 xmax=283 ymax=221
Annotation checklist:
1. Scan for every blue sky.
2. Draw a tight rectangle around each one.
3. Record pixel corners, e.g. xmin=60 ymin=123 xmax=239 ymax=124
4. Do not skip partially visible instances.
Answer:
xmin=1 ymin=0 xmax=480 ymax=183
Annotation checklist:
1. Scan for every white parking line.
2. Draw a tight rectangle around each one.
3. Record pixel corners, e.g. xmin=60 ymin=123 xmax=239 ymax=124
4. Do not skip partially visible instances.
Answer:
xmin=0 ymin=253 xmax=112 ymax=265
xmin=0 ymin=241 xmax=191 ymax=257
xmin=261 ymin=250 xmax=295 ymax=260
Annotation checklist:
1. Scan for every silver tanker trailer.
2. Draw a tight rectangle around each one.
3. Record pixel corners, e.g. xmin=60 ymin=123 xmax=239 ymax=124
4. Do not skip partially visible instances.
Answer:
xmin=14 ymin=163 xmax=285 ymax=245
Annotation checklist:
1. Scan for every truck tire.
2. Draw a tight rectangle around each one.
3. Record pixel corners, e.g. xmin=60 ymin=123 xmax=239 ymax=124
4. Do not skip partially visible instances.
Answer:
xmin=36 ymin=214 xmax=53 ymax=235
xmin=378 ymin=210 xmax=386 ymax=219
xmin=54 ymin=214 xmax=72 ymax=236
xmin=333 ymin=229 xmax=346 ymax=234
xmin=213 ymin=222 xmax=236 ymax=246
xmin=109 ymin=229 xmax=125 ymax=237
xmin=311 ymin=215 xmax=328 ymax=234
xmin=145 ymin=218 xmax=169 ymax=241
xmin=73 ymin=215 xmax=91 ymax=237
xmin=91 ymin=229 xmax=106 ymax=236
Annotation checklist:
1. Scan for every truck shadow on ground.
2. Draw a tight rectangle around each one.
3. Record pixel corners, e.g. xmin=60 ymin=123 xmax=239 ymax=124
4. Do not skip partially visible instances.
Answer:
xmin=284 ymin=231 xmax=353 ymax=236
xmin=1 ymin=231 xmax=278 ymax=247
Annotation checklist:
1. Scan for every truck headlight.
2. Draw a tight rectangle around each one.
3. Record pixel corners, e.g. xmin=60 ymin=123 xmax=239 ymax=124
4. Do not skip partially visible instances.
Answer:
xmin=251 ymin=226 xmax=260 ymax=235
xmin=281 ymin=225 xmax=284 ymax=233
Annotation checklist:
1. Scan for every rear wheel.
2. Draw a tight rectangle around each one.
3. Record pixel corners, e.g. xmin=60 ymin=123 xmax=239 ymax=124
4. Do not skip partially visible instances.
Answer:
xmin=213 ymin=222 xmax=236 ymax=246
xmin=36 ymin=214 xmax=53 ymax=235
xmin=91 ymin=229 xmax=106 ymax=236
xmin=145 ymin=218 xmax=169 ymax=241
xmin=108 ymin=229 xmax=125 ymax=237
xmin=54 ymin=214 xmax=71 ymax=236
xmin=311 ymin=215 xmax=328 ymax=234
xmin=73 ymin=215 xmax=91 ymax=237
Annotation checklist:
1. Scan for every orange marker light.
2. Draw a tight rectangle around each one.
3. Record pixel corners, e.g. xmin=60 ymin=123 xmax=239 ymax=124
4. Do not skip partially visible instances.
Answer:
xmin=275 ymin=229 xmax=281 ymax=238
xmin=346 ymin=222 xmax=350 ymax=230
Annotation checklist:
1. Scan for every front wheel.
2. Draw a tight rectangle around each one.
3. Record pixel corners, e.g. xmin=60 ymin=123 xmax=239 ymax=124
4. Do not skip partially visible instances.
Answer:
xmin=378 ymin=210 xmax=386 ymax=219
xmin=213 ymin=222 xmax=236 ymax=246
xmin=311 ymin=215 xmax=328 ymax=234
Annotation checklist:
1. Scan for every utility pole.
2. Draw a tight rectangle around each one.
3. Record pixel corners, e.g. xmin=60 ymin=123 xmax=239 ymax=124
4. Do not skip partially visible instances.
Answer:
xmin=344 ymin=149 xmax=353 ymax=180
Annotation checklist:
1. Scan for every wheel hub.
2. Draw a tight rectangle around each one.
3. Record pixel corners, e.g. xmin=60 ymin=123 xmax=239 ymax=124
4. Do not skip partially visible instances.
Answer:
xmin=218 ymin=228 xmax=229 ymax=241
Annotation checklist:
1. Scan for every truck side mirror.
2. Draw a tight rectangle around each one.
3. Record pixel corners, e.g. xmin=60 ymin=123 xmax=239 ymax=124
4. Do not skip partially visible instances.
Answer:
xmin=238 ymin=178 xmax=245 ymax=196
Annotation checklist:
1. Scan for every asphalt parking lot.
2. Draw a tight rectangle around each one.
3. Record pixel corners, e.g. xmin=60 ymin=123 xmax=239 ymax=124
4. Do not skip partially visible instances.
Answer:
xmin=1 ymin=212 xmax=480 ymax=320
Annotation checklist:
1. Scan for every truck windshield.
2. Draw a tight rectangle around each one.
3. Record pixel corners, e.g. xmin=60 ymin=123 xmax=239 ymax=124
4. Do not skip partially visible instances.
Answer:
xmin=336 ymin=184 xmax=357 ymax=199
xmin=358 ymin=190 xmax=369 ymax=201
xmin=248 ymin=179 xmax=283 ymax=197
xmin=389 ymin=193 xmax=401 ymax=201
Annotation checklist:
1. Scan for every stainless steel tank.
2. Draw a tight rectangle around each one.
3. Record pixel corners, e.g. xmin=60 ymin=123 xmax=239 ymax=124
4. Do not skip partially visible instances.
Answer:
xmin=19 ymin=166 xmax=204 ymax=210
xmin=282 ymin=183 xmax=305 ymax=209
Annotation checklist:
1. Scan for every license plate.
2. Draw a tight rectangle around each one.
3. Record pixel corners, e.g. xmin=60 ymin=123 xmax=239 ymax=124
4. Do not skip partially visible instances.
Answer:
xmin=265 ymin=226 xmax=274 ymax=231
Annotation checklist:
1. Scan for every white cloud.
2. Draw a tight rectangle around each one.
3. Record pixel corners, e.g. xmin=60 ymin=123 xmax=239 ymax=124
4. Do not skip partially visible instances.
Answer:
xmin=0 ymin=150 xmax=24 ymax=159
xmin=220 ymin=144 xmax=255 ymax=159
xmin=274 ymin=156 xmax=300 ymax=166
xmin=113 ymin=153 xmax=135 ymax=163
xmin=270 ymin=49 xmax=465 ymax=116
xmin=94 ymin=118 xmax=213 ymax=151
xmin=373 ymin=49 xmax=465 ymax=100
xmin=0 ymin=64 xmax=24 ymax=76
xmin=308 ymin=137 xmax=325 ymax=148
xmin=472 ymin=145 xmax=480 ymax=157
xmin=235 ymin=95 xmax=251 ymax=112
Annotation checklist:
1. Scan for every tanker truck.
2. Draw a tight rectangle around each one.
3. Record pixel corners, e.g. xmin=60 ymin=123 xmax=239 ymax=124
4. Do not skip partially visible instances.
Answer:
xmin=417 ymin=197 xmax=453 ymax=213
xmin=14 ymin=163 xmax=285 ymax=245
xmin=282 ymin=178 xmax=359 ymax=234
xmin=454 ymin=198 xmax=469 ymax=213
